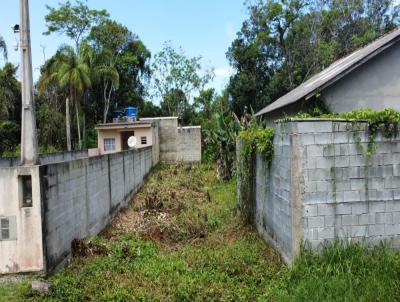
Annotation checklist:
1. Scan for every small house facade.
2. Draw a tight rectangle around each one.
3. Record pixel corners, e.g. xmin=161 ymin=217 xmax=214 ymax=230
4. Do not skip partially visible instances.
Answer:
xmin=95 ymin=122 xmax=154 ymax=156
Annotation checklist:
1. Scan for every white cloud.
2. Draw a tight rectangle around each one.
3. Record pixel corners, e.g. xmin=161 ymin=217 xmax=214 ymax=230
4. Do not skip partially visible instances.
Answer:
xmin=214 ymin=67 xmax=234 ymax=78
xmin=225 ymin=22 xmax=236 ymax=39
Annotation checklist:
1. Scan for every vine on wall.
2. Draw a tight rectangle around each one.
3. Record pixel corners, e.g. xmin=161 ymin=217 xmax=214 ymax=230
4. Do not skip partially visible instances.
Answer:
xmin=297 ymin=108 xmax=400 ymax=155
xmin=298 ymin=108 xmax=400 ymax=203
xmin=237 ymin=127 xmax=274 ymax=222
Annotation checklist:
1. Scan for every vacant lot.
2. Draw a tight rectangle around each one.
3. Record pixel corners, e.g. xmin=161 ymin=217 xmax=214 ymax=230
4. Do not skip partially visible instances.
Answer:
xmin=2 ymin=164 xmax=400 ymax=301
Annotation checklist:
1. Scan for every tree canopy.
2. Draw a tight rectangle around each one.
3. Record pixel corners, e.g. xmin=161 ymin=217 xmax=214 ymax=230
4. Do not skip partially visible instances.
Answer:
xmin=151 ymin=42 xmax=214 ymax=118
xmin=44 ymin=0 xmax=109 ymax=49
xmin=227 ymin=0 xmax=400 ymax=115
xmin=3 ymin=0 xmax=400 ymax=163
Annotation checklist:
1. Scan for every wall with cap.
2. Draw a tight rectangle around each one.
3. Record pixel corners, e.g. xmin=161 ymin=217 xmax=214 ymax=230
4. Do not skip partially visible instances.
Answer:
xmin=239 ymin=120 xmax=400 ymax=263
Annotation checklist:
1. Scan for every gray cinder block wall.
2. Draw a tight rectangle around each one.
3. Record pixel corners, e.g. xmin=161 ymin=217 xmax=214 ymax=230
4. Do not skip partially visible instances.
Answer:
xmin=242 ymin=120 xmax=400 ymax=263
xmin=140 ymin=117 xmax=202 ymax=163
xmin=141 ymin=117 xmax=179 ymax=162
xmin=40 ymin=147 xmax=153 ymax=273
xmin=177 ymin=126 xmax=202 ymax=162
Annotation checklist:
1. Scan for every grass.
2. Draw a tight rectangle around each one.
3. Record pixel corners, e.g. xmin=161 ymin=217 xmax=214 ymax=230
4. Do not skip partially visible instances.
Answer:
xmin=2 ymin=164 xmax=400 ymax=301
xmin=268 ymin=241 xmax=400 ymax=301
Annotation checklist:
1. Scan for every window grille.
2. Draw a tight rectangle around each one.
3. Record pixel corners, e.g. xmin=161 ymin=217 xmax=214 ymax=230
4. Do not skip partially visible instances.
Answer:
xmin=104 ymin=138 xmax=116 ymax=151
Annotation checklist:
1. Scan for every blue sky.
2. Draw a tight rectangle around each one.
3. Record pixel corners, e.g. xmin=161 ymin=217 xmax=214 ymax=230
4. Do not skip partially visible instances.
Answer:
xmin=0 ymin=0 xmax=248 ymax=93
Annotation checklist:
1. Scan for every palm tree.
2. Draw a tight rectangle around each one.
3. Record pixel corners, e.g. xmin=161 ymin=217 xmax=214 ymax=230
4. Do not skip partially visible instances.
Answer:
xmin=45 ymin=44 xmax=91 ymax=150
xmin=0 ymin=35 xmax=7 ymax=60
xmin=92 ymin=49 xmax=119 ymax=123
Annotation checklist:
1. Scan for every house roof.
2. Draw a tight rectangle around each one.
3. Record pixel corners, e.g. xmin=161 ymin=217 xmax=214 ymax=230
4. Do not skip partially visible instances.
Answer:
xmin=256 ymin=28 xmax=400 ymax=116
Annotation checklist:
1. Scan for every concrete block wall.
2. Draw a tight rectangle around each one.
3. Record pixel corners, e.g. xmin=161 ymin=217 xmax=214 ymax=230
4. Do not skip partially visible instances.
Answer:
xmin=0 ymin=150 xmax=89 ymax=167
xmin=249 ymin=120 xmax=400 ymax=262
xmin=299 ymin=120 xmax=400 ymax=249
xmin=177 ymin=126 xmax=202 ymax=162
xmin=253 ymin=123 xmax=293 ymax=261
xmin=141 ymin=117 xmax=178 ymax=162
xmin=40 ymin=147 xmax=153 ymax=273
xmin=140 ymin=117 xmax=201 ymax=163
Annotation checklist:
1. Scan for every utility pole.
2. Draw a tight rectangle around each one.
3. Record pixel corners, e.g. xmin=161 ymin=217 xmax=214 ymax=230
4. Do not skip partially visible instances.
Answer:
xmin=20 ymin=0 xmax=38 ymax=165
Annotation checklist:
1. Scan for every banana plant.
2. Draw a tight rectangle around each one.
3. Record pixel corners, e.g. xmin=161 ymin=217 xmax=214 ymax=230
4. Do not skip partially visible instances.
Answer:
xmin=204 ymin=111 xmax=239 ymax=181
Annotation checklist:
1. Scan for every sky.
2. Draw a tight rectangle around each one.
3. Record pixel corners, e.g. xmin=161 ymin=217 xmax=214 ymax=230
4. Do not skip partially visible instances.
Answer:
xmin=0 ymin=0 xmax=248 ymax=94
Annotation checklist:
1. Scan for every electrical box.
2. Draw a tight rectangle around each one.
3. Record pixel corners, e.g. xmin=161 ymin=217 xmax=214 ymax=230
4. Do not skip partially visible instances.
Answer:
xmin=19 ymin=175 xmax=33 ymax=208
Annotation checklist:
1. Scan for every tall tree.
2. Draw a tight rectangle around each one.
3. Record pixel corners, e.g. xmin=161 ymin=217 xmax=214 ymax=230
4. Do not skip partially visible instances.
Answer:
xmin=43 ymin=45 xmax=91 ymax=150
xmin=151 ymin=42 xmax=213 ymax=117
xmin=0 ymin=35 xmax=7 ymax=60
xmin=0 ymin=63 xmax=21 ymax=155
xmin=88 ymin=20 xmax=126 ymax=122
xmin=0 ymin=63 xmax=19 ymax=120
xmin=89 ymin=20 xmax=151 ymax=120
xmin=227 ymin=0 xmax=400 ymax=116
xmin=44 ymin=0 xmax=109 ymax=49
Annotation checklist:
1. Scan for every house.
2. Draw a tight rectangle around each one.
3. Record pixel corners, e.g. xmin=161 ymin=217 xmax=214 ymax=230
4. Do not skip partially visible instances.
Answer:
xmin=90 ymin=108 xmax=202 ymax=163
xmin=95 ymin=121 xmax=155 ymax=156
xmin=256 ymin=28 xmax=400 ymax=121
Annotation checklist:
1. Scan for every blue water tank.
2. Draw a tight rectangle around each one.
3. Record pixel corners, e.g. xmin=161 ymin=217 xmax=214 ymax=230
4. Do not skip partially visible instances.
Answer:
xmin=113 ymin=110 xmax=123 ymax=118
xmin=124 ymin=107 xmax=137 ymax=117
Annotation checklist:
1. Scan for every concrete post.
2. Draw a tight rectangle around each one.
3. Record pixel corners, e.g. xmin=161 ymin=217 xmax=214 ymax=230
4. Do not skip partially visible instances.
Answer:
xmin=20 ymin=0 xmax=38 ymax=165
xmin=290 ymin=134 xmax=305 ymax=260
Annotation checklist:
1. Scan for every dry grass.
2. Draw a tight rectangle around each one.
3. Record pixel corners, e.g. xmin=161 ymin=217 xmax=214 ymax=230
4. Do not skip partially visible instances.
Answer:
xmin=102 ymin=164 xmax=214 ymax=247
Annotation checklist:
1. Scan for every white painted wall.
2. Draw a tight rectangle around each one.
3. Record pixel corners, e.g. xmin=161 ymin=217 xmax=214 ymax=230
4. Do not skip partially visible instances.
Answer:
xmin=0 ymin=166 xmax=44 ymax=274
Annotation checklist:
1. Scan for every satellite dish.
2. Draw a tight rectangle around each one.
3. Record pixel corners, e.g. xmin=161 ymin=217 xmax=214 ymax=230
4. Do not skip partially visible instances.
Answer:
xmin=127 ymin=136 xmax=137 ymax=148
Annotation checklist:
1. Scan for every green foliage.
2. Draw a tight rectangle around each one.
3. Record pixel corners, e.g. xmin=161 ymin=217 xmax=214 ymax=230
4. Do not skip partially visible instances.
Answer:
xmin=151 ymin=41 xmax=213 ymax=118
xmin=39 ymin=1 xmax=151 ymax=150
xmin=46 ymin=43 xmax=92 ymax=149
xmin=3 ymin=166 xmax=400 ymax=301
xmin=0 ymin=63 xmax=21 ymax=155
xmin=0 ymin=121 xmax=20 ymax=156
xmin=36 ymin=98 xmax=66 ymax=150
xmin=204 ymin=111 xmax=240 ymax=181
xmin=238 ymin=127 xmax=275 ymax=163
xmin=227 ymin=0 xmax=400 ymax=116
xmin=267 ymin=240 xmax=400 ymax=301
xmin=44 ymin=0 xmax=109 ymax=48
xmin=139 ymin=100 xmax=163 ymax=118
xmin=237 ymin=126 xmax=274 ymax=222
xmin=88 ymin=19 xmax=150 ymax=122
xmin=295 ymin=108 xmax=400 ymax=156
xmin=82 ymin=127 xmax=97 ymax=149
xmin=0 ymin=63 xmax=21 ymax=121
xmin=0 ymin=34 xmax=7 ymax=60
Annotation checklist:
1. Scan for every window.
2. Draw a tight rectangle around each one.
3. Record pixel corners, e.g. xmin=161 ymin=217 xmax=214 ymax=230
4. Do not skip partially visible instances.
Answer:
xmin=141 ymin=136 xmax=147 ymax=145
xmin=1 ymin=218 xmax=9 ymax=240
xmin=0 ymin=217 xmax=16 ymax=241
xmin=104 ymin=138 xmax=116 ymax=152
